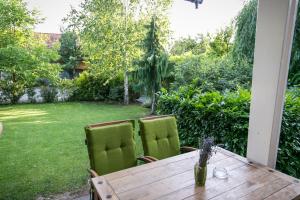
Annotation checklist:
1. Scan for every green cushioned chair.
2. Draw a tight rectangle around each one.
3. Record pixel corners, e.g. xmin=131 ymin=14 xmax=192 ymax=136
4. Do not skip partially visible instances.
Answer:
xmin=139 ymin=115 xmax=196 ymax=160
xmin=85 ymin=120 xmax=154 ymax=200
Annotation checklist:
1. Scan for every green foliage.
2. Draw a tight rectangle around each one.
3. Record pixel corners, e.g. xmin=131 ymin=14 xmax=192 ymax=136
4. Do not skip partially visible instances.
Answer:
xmin=64 ymin=0 xmax=172 ymax=104
xmin=209 ymin=26 xmax=233 ymax=57
xmin=0 ymin=0 xmax=60 ymax=104
xmin=71 ymin=71 xmax=124 ymax=102
xmin=169 ymin=26 xmax=238 ymax=93
xmin=27 ymin=87 xmax=36 ymax=103
xmin=0 ymin=0 xmax=39 ymax=47
xmin=170 ymin=54 xmax=252 ymax=91
xmin=133 ymin=16 xmax=171 ymax=113
xmin=71 ymin=72 xmax=109 ymax=101
xmin=0 ymin=45 xmax=33 ymax=103
xmin=157 ymin=87 xmax=300 ymax=178
xmin=170 ymin=35 xmax=209 ymax=55
xmin=232 ymin=0 xmax=300 ymax=86
xmin=59 ymin=31 xmax=83 ymax=78
xmin=64 ymin=0 xmax=142 ymax=79
xmin=157 ymin=87 xmax=250 ymax=155
xmin=277 ymin=89 xmax=300 ymax=177
xmin=232 ymin=0 xmax=257 ymax=63
xmin=171 ymin=26 xmax=233 ymax=57
xmin=290 ymin=3 xmax=300 ymax=85
xmin=0 ymin=42 xmax=61 ymax=103
xmin=40 ymin=86 xmax=57 ymax=103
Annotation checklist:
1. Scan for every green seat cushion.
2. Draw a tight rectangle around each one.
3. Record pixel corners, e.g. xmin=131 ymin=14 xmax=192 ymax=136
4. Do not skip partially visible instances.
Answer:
xmin=139 ymin=116 xmax=180 ymax=160
xmin=85 ymin=122 xmax=137 ymax=175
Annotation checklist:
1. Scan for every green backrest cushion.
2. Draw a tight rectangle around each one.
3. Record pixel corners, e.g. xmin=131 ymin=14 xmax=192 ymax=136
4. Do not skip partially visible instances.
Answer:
xmin=85 ymin=122 xmax=137 ymax=175
xmin=139 ymin=116 xmax=180 ymax=160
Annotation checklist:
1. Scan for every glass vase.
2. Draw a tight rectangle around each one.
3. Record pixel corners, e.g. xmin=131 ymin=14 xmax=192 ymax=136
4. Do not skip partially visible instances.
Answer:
xmin=194 ymin=162 xmax=207 ymax=186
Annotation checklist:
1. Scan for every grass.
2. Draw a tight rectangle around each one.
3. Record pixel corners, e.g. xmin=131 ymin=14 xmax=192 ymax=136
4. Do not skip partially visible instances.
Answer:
xmin=0 ymin=102 xmax=149 ymax=200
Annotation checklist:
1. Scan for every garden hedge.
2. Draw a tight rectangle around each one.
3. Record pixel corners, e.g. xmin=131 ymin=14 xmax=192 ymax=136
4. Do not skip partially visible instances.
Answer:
xmin=157 ymin=86 xmax=300 ymax=178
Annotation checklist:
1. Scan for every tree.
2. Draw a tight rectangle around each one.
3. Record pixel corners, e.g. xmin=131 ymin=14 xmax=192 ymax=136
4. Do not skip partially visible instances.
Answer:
xmin=0 ymin=0 xmax=60 ymax=103
xmin=290 ymin=2 xmax=300 ymax=85
xmin=134 ymin=16 xmax=171 ymax=113
xmin=232 ymin=0 xmax=300 ymax=86
xmin=64 ymin=0 xmax=172 ymax=104
xmin=232 ymin=0 xmax=257 ymax=63
xmin=0 ymin=0 xmax=40 ymax=47
xmin=209 ymin=26 xmax=233 ymax=57
xmin=170 ymin=35 xmax=209 ymax=56
xmin=170 ymin=26 xmax=233 ymax=58
xmin=64 ymin=0 xmax=144 ymax=104
xmin=59 ymin=31 xmax=83 ymax=79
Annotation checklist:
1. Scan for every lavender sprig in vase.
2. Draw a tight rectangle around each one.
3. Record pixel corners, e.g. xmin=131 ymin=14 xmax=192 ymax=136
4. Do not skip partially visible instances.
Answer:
xmin=194 ymin=137 xmax=215 ymax=186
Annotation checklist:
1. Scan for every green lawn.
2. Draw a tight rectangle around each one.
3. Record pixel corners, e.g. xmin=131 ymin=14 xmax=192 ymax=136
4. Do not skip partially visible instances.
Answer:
xmin=0 ymin=102 xmax=149 ymax=200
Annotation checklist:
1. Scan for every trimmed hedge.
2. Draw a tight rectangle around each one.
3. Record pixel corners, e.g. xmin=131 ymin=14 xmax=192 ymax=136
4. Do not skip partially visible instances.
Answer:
xmin=157 ymin=86 xmax=300 ymax=178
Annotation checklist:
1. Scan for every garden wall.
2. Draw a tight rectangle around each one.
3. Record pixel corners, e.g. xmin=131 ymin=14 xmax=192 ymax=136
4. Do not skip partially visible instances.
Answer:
xmin=0 ymin=87 xmax=69 ymax=104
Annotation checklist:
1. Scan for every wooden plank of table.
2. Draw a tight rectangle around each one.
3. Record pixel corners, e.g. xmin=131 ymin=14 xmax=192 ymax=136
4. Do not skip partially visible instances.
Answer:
xmin=91 ymin=176 xmax=119 ymax=200
xmin=117 ymin=156 xmax=247 ymax=200
xmin=210 ymin=174 xmax=281 ymax=200
xmin=156 ymin=163 xmax=261 ymax=200
xmin=239 ymin=178 xmax=291 ymax=200
xmin=108 ymin=151 xmax=230 ymax=194
xmin=92 ymin=149 xmax=300 ymax=200
xmin=104 ymin=151 xmax=198 ymax=181
xmin=218 ymin=148 xmax=300 ymax=184
xmin=264 ymin=183 xmax=300 ymax=200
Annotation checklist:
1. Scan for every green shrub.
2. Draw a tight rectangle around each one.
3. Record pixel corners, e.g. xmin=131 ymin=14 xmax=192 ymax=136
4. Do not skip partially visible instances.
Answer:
xmin=170 ymin=54 xmax=252 ymax=92
xmin=40 ymin=86 xmax=57 ymax=103
xmin=277 ymin=89 xmax=300 ymax=177
xmin=71 ymin=72 xmax=110 ymax=101
xmin=27 ymin=88 xmax=36 ymax=103
xmin=71 ymin=71 xmax=125 ymax=102
xmin=157 ymin=86 xmax=300 ymax=178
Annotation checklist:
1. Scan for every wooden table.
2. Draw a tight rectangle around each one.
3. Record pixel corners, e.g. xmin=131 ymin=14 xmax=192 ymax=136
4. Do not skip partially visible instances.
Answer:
xmin=91 ymin=148 xmax=300 ymax=200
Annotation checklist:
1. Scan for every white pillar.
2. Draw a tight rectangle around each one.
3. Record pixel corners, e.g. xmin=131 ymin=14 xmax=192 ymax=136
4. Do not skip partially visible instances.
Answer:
xmin=247 ymin=0 xmax=298 ymax=168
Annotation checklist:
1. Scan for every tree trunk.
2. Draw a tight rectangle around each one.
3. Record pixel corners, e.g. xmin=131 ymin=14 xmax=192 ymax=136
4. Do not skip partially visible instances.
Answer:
xmin=150 ymin=88 xmax=156 ymax=114
xmin=123 ymin=1 xmax=129 ymax=105
xmin=124 ymin=71 xmax=129 ymax=105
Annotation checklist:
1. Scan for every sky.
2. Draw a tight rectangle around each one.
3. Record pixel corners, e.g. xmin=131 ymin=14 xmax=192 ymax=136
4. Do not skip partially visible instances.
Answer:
xmin=26 ymin=0 xmax=247 ymax=39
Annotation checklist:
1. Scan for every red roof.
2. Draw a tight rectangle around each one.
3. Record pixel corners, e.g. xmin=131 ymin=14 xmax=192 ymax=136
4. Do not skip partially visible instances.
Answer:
xmin=35 ymin=32 xmax=62 ymax=47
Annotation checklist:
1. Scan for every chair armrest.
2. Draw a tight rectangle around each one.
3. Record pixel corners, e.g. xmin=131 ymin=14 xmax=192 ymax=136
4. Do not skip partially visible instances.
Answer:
xmin=144 ymin=156 xmax=159 ymax=162
xmin=137 ymin=156 xmax=157 ymax=163
xmin=88 ymin=169 xmax=100 ymax=177
xmin=180 ymin=146 xmax=197 ymax=153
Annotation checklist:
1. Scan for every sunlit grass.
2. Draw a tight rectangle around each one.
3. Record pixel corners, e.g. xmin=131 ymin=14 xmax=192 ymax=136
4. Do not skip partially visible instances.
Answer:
xmin=0 ymin=102 xmax=149 ymax=200
xmin=0 ymin=109 xmax=48 ymax=120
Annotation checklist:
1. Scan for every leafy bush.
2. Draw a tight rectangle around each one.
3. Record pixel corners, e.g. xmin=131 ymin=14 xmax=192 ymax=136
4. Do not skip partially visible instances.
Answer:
xmin=40 ymin=86 xmax=57 ymax=103
xmin=27 ymin=88 xmax=36 ymax=103
xmin=157 ymin=86 xmax=300 ymax=178
xmin=277 ymin=89 xmax=300 ymax=177
xmin=170 ymin=54 xmax=252 ymax=92
xmin=71 ymin=72 xmax=109 ymax=101
xmin=71 ymin=71 xmax=124 ymax=102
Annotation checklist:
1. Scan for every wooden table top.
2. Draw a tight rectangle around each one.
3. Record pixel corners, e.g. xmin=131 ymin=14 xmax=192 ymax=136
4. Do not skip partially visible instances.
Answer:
xmin=91 ymin=148 xmax=300 ymax=200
